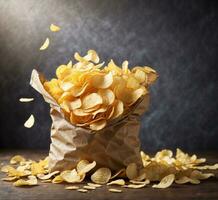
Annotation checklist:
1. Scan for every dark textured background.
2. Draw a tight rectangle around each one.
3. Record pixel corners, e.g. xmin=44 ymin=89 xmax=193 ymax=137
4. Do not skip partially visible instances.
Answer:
xmin=0 ymin=0 xmax=217 ymax=152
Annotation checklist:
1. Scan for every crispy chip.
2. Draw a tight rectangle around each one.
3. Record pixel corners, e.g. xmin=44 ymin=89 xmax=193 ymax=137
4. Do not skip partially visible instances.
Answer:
xmin=52 ymin=175 xmax=64 ymax=184
xmin=110 ymin=169 xmax=126 ymax=179
xmin=1 ymin=165 xmax=14 ymax=173
xmin=98 ymin=89 xmax=115 ymax=105
xmin=190 ymin=170 xmax=214 ymax=180
xmin=82 ymin=93 xmax=103 ymax=110
xmin=65 ymin=186 xmax=79 ymax=190
xmin=123 ymin=183 xmax=147 ymax=189
xmin=107 ymin=179 xmax=125 ymax=186
xmin=152 ymin=174 xmax=175 ymax=189
xmin=24 ymin=114 xmax=35 ymax=128
xmin=91 ymin=72 xmax=113 ymax=89
xmin=175 ymin=176 xmax=200 ymax=184
xmin=37 ymin=171 xmax=60 ymax=180
xmin=87 ymin=183 xmax=102 ymax=187
xmin=60 ymin=169 xmax=81 ymax=183
xmin=1 ymin=176 xmax=17 ymax=181
xmin=77 ymin=189 xmax=88 ymax=193
xmin=129 ymin=179 xmax=150 ymax=185
xmin=126 ymin=163 xmax=138 ymax=180
xmin=39 ymin=38 xmax=49 ymax=50
xmin=91 ymin=168 xmax=111 ymax=184
xmin=108 ymin=188 xmax=122 ymax=193
xmin=89 ymin=119 xmax=106 ymax=131
xmin=77 ymin=160 xmax=96 ymax=175
xmin=10 ymin=155 xmax=25 ymax=165
xmin=13 ymin=176 xmax=38 ymax=187
xmin=83 ymin=185 xmax=96 ymax=190
xmin=19 ymin=98 xmax=34 ymax=102
xmin=50 ymin=24 xmax=61 ymax=32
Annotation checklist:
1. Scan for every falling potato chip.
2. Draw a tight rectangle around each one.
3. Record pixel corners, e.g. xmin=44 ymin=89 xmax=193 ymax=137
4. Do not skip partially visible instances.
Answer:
xmin=13 ymin=175 xmax=38 ymax=187
xmin=37 ymin=171 xmax=60 ymax=180
xmin=175 ymin=176 xmax=200 ymax=184
xmin=108 ymin=188 xmax=122 ymax=193
xmin=77 ymin=189 xmax=88 ymax=193
xmin=50 ymin=24 xmax=61 ymax=32
xmin=107 ymin=179 xmax=125 ymax=186
xmin=65 ymin=186 xmax=79 ymax=190
xmin=91 ymin=72 xmax=113 ymax=89
xmin=10 ymin=155 xmax=25 ymax=165
xmin=83 ymin=185 xmax=96 ymax=190
xmin=77 ymin=160 xmax=96 ymax=175
xmin=39 ymin=38 xmax=50 ymax=50
xmin=19 ymin=98 xmax=34 ymax=103
xmin=87 ymin=183 xmax=102 ymax=187
xmin=152 ymin=174 xmax=175 ymax=189
xmin=126 ymin=163 xmax=138 ymax=180
xmin=91 ymin=168 xmax=111 ymax=184
xmin=24 ymin=114 xmax=35 ymax=128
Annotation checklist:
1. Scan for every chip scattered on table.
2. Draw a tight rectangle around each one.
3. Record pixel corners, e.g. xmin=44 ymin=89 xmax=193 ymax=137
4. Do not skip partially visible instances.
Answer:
xmin=24 ymin=114 xmax=35 ymax=128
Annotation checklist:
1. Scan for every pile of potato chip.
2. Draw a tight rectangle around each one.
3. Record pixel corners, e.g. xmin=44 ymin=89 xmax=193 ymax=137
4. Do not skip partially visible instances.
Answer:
xmin=43 ymin=50 xmax=157 ymax=130
xmin=1 ymin=149 xmax=217 ymax=192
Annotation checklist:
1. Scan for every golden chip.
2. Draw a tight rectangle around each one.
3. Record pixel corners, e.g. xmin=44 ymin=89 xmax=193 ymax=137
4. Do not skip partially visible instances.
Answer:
xmin=175 ymin=176 xmax=200 ymax=184
xmin=52 ymin=175 xmax=64 ymax=184
xmin=83 ymin=185 xmax=96 ymax=190
xmin=13 ymin=175 xmax=38 ymax=187
xmin=65 ymin=186 xmax=79 ymax=190
xmin=108 ymin=188 xmax=122 ymax=193
xmin=82 ymin=93 xmax=103 ymax=110
xmin=1 ymin=176 xmax=17 ymax=181
xmin=87 ymin=183 xmax=102 ymax=187
xmin=91 ymin=167 xmax=111 ymax=184
xmin=152 ymin=174 xmax=175 ymax=189
xmin=107 ymin=179 xmax=125 ymax=186
xmin=91 ymin=72 xmax=113 ymax=89
xmin=10 ymin=155 xmax=25 ymax=165
xmin=37 ymin=171 xmax=60 ymax=180
xmin=60 ymin=169 xmax=81 ymax=183
xmin=39 ymin=38 xmax=49 ymax=50
xmin=77 ymin=160 xmax=96 ymax=175
xmin=50 ymin=24 xmax=61 ymax=32
xmin=89 ymin=119 xmax=106 ymax=131
xmin=126 ymin=163 xmax=138 ymax=180
xmin=77 ymin=189 xmax=88 ymax=193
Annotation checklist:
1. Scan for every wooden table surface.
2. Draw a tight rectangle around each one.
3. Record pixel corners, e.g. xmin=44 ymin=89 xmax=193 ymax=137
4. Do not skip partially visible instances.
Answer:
xmin=0 ymin=150 xmax=218 ymax=200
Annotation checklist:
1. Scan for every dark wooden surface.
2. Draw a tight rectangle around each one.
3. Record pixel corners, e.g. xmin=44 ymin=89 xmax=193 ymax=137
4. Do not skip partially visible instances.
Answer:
xmin=0 ymin=150 xmax=218 ymax=200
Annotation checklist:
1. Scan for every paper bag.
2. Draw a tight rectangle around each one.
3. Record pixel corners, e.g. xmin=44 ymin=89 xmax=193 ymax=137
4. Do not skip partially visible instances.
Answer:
xmin=30 ymin=69 xmax=150 ymax=172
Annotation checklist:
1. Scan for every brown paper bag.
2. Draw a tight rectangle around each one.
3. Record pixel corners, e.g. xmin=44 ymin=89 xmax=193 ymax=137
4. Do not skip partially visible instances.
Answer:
xmin=30 ymin=69 xmax=150 ymax=172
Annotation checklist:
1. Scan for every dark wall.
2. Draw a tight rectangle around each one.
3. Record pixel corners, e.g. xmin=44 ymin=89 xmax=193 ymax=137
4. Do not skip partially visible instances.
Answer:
xmin=0 ymin=0 xmax=217 ymax=152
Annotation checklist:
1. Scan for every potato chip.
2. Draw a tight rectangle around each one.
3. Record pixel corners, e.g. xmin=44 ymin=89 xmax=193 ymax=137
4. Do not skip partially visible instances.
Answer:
xmin=52 ymin=175 xmax=63 ymax=184
xmin=134 ymin=69 xmax=146 ymax=84
xmin=111 ymin=100 xmax=124 ymax=119
xmin=50 ymin=24 xmax=61 ymax=32
xmin=190 ymin=170 xmax=214 ymax=180
xmin=82 ymin=93 xmax=103 ymax=110
xmin=175 ymin=176 xmax=200 ymax=184
xmin=65 ymin=186 xmax=79 ymax=190
xmin=87 ymin=183 xmax=102 ymax=187
xmin=89 ymin=119 xmax=106 ymax=131
xmin=77 ymin=160 xmax=96 ymax=175
xmin=98 ymin=89 xmax=115 ymax=105
xmin=83 ymin=185 xmax=96 ymax=190
xmin=91 ymin=168 xmax=111 ymax=184
xmin=91 ymin=72 xmax=113 ymax=89
xmin=152 ymin=174 xmax=175 ymax=189
xmin=129 ymin=179 xmax=150 ymax=185
xmin=67 ymin=60 xmax=72 ymax=67
xmin=77 ymin=189 xmax=88 ymax=193
xmin=31 ymin=162 xmax=45 ymax=176
xmin=24 ymin=114 xmax=35 ymax=128
xmin=1 ymin=165 xmax=14 ymax=173
xmin=108 ymin=188 xmax=122 ymax=193
xmin=10 ymin=155 xmax=25 ymax=165
xmin=1 ymin=176 xmax=17 ymax=181
xmin=37 ymin=171 xmax=60 ymax=180
xmin=60 ymin=82 xmax=74 ymax=91
xmin=60 ymin=169 xmax=81 ymax=183
xmin=110 ymin=169 xmax=126 ymax=179
xmin=39 ymin=38 xmax=49 ymax=50
xmin=107 ymin=179 xmax=125 ymax=186
xmin=123 ymin=183 xmax=147 ymax=189
xmin=13 ymin=175 xmax=38 ymax=187
xmin=19 ymin=98 xmax=34 ymax=102
xmin=126 ymin=163 xmax=138 ymax=180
